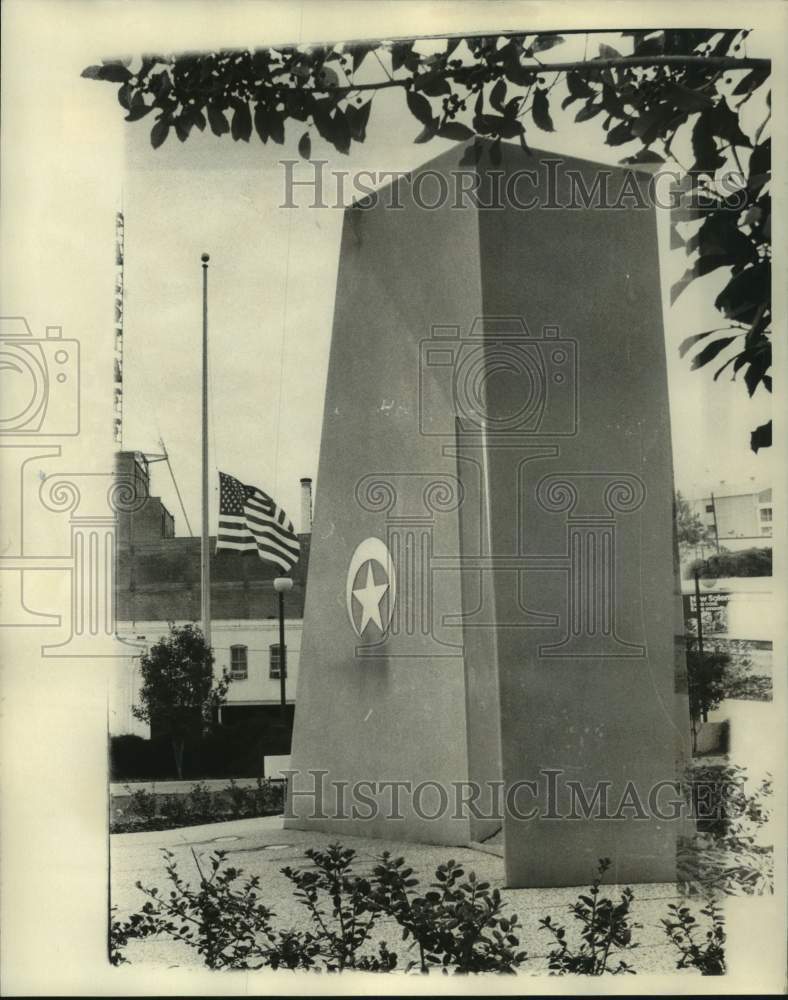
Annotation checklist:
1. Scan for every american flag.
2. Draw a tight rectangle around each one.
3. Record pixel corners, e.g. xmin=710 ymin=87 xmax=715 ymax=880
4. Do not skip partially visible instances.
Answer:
xmin=217 ymin=471 xmax=300 ymax=571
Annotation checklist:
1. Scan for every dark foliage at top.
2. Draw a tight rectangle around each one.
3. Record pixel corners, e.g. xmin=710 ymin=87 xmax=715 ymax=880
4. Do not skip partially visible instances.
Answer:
xmin=83 ymin=29 xmax=770 ymax=451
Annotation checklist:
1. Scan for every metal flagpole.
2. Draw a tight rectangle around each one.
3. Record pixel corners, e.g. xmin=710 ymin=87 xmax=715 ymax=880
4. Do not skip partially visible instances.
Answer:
xmin=201 ymin=253 xmax=212 ymax=651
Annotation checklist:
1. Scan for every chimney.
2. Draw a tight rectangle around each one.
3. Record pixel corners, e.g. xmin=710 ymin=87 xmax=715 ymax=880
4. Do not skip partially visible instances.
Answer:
xmin=300 ymin=477 xmax=313 ymax=534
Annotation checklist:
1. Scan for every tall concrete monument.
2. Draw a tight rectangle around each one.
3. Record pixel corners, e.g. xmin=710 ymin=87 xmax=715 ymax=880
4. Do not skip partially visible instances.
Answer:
xmin=286 ymin=142 xmax=690 ymax=888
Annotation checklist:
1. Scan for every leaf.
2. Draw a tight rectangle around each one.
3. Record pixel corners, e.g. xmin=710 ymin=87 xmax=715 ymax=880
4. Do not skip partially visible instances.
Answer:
xmin=82 ymin=62 xmax=132 ymax=83
xmin=346 ymin=43 xmax=373 ymax=73
xmin=732 ymin=66 xmax=770 ymax=95
xmin=117 ymin=82 xmax=133 ymax=110
xmin=413 ymin=121 xmax=437 ymax=144
xmin=691 ymin=112 xmax=725 ymax=174
xmin=298 ymin=131 xmax=311 ymax=159
xmin=566 ymin=70 xmax=595 ymax=100
xmin=532 ymin=34 xmax=565 ymax=52
xmin=606 ymin=121 xmax=634 ymax=146
xmin=391 ymin=41 xmax=414 ymax=73
xmin=707 ymin=100 xmax=752 ymax=148
xmin=668 ymin=83 xmax=714 ymax=113
xmin=623 ymin=148 xmax=665 ymax=164
xmin=459 ymin=139 xmax=484 ymax=166
xmin=751 ymin=420 xmax=771 ymax=452
xmin=253 ymin=103 xmax=269 ymax=143
xmin=345 ymin=100 xmax=371 ymax=141
xmin=257 ymin=106 xmax=284 ymax=145
xmin=150 ymin=117 xmax=170 ymax=149
xmin=743 ymin=340 xmax=771 ymax=396
xmin=690 ymin=336 xmax=737 ymax=370
xmin=671 ymin=267 xmax=696 ymax=305
xmin=437 ymin=122 xmax=474 ymax=141
xmin=174 ymin=117 xmax=192 ymax=142
xmin=532 ymin=88 xmax=554 ymax=132
xmin=231 ymin=102 xmax=252 ymax=142
xmin=330 ymin=107 xmax=352 ymax=154
xmin=417 ymin=73 xmax=451 ymax=96
xmin=406 ymin=89 xmax=434 ymax=126
xmin=207 ymin=104 xmax=229 ymax=137
xmin=714 ymin=262 xmax=770 ymax=323
xmin=575 ymin=101 xmax=603 ymax=123
xmin=748 ymin=139 xmax=771 ymax=194
xmin=125 ymin=101 xmax=153 ymax=123
xmin=490 ymin=78 xmax=507 ymax=112
xmin=678 ymin=329 xmax=727 ymax=359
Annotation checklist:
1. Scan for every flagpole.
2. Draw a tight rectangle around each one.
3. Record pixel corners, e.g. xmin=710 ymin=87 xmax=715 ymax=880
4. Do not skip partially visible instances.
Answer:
xmin=201 ymin=252 xmax=212 ymax=651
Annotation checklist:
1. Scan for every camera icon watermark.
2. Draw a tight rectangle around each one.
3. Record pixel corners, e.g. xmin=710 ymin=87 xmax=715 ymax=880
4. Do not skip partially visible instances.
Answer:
xmin=0 ymin=317 xmax=80 ymax=436
xmin=419 ymin=317 xmax=577 ymax=438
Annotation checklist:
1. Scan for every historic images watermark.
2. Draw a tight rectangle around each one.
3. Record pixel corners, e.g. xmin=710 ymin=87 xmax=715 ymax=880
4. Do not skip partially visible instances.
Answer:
xmin=0 ymin=317 xmax=80 ymax=437
xmin=280 ymin=157 xmax=748 ymax=212
xmin=283 ymin=768 xmax=745 ymax=825
xmin=0 ymin=315 xmax=144 ymax=656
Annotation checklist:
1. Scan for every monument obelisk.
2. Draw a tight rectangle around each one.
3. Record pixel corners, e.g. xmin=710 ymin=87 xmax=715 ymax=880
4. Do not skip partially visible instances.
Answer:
xmin=286 ymin=141 xmax=690 ymax=887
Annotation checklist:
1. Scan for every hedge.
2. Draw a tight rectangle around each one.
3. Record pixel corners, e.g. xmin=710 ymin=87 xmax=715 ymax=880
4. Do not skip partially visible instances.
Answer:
xmin=687 ymin=547 xmax=772 ymax=579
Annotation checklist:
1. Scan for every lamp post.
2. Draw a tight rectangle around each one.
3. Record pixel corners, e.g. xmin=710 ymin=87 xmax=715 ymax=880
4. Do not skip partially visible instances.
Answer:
xmin=273 ymin=577 xmax=293 ymax=717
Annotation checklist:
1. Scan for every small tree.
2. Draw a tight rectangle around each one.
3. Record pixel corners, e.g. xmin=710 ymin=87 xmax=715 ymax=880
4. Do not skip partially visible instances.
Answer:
xmin=675 ymin=491 xmax=713 ymax=556
xmin=686 ymin=642 xmax=729 ymax=726
xmin=132 ymin=623 xmax=230 ymax=779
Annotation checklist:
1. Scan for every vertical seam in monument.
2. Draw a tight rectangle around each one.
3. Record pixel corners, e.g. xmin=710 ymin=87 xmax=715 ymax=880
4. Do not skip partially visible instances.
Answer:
xmin=421 ymin=530 xmax=430 ymax=636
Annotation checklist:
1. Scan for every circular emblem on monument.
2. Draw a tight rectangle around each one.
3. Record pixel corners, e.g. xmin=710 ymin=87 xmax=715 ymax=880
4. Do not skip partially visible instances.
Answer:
xmin=346 ymin=537 xmax=397 ymax=638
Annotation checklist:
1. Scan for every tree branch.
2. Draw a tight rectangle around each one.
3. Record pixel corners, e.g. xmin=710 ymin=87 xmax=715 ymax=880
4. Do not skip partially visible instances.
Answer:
xmin=291 ymin=54 xmax=769 ymax=97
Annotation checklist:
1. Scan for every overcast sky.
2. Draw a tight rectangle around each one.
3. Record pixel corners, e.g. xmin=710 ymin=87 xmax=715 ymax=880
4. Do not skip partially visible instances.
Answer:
xmin=119 ymin=31 xmax=773 ymax=536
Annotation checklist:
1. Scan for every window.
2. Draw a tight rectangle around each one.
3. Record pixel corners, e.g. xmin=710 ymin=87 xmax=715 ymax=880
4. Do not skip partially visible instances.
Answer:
xmin=760 ymin=506 xmax=772 ymax=522
xmin=705 ymin=504 xmax=714 ymax=513
xmin=270 ymin=643 xmax=287 ymax=679
xmin=230 ymin=644 xmax=248 ymax=680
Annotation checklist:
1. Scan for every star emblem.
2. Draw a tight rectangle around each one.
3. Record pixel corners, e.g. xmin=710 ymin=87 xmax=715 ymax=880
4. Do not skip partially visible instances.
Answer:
xmin=346 ymin=537 xmax=397 ymax=639
xmin=352 ymin=561 xmax=389 ymax=634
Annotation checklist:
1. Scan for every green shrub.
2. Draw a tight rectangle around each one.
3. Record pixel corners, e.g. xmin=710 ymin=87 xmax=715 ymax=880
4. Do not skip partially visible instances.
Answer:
xmin=369 ymin=852 xmax=527 ymax=973
xmin=662 ymin=900 xmax=726 ymax=974
xmin=687 ymin=546 xmax=771 ymax=579
xmin=110 ymin=849 xmax=727 ymax=975
xmin=538 ymin=859 xmax=639 ymax=975
xmin=680 ymin=765 xmax=773 ymax=895
xmin=125 ymin=785 xmax=158 ymax=822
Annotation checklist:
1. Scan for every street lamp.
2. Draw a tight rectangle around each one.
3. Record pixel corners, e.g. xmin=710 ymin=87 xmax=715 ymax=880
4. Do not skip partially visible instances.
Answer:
xmin=273 ymin=577 xmax=293 ymax=716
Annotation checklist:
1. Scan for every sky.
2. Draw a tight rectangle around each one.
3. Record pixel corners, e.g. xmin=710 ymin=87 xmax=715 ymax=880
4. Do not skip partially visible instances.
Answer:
xmin=119 ymin=30 xmax=773 ymax=536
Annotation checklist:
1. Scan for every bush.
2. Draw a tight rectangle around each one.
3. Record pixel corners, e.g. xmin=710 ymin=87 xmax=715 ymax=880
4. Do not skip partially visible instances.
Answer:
xmin=367 ymin=852 xmax=527 ymax=972
xmin=110 ymin=849 xmax=727 ymax=975
xmin=538 ymin=858 xmax=639 ymax=975
xmin=115 ymin=844 xmax=529 ymax=973
xmin=687 ymin=546 xmax=771 ymax=579
xmin=680 ymin=764 xmax=773 ymax=895
xmin=662 ymin=900 xmax=726 ymax=974
xmin=110 ymin=779 xmax=285 ymax=833
xmin=686 ymin=644 xmax=729 ymax=725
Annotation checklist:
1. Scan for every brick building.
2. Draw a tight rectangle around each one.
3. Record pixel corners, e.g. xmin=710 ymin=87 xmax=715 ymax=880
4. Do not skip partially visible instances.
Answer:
xmin=112 ymin=451 xmax=311 ymax=736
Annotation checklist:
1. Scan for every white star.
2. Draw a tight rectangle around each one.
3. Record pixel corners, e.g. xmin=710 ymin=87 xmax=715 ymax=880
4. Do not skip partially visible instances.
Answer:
xmin=352 ymin=561 xmax=389 ymax=634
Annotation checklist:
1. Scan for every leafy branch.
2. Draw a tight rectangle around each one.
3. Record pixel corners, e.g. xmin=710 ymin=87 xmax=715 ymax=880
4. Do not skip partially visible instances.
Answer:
xmin=83 ymin=28 xmax=771 ymax=451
